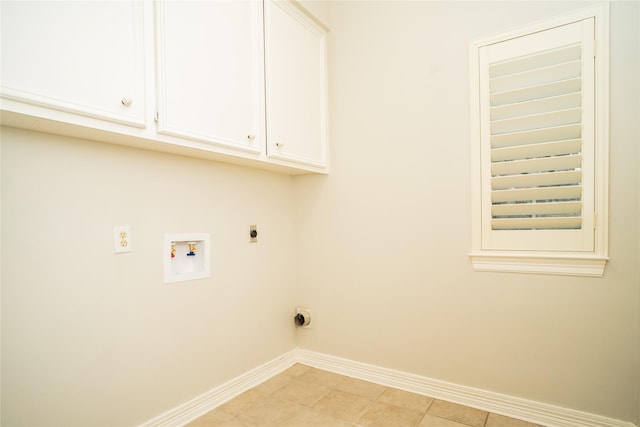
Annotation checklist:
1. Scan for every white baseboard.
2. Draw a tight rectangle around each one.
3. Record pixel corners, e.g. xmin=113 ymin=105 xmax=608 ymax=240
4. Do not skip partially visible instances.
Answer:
xmin=297 ymin=349 xmax=636 ymax=427
xmin=140 ymin=348 xmax=636 ymax=427
xmin=139 ymin=349 xmax=298 ymax=427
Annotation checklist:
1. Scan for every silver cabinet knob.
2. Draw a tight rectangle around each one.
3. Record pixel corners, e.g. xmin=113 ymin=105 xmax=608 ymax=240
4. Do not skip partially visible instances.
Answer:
xmin=275 ymin=142 xmax=284 ymax=148
xmin=247 ymin=134 xmax=256 ymax=141
xmin=121 ymin=97 xmax=133 ymax=107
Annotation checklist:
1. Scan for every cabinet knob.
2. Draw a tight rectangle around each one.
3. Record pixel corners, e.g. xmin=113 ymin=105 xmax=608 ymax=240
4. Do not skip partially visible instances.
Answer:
xmin=275 ymin=142 xmax=284 ymax=148
xmin=247 ymin=134 xmax=256 ymax=141
xmin=121 ymin=97 xmax=133 ymax=107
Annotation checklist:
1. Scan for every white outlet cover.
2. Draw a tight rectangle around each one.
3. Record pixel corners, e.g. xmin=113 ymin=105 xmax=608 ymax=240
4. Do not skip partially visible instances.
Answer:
xmin=114 ymin=225 xmax=132 ymax=253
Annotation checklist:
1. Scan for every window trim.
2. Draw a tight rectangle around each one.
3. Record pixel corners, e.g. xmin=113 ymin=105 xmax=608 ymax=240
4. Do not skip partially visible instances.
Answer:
xmin=469 ymin=4 xmax=609 ymax=277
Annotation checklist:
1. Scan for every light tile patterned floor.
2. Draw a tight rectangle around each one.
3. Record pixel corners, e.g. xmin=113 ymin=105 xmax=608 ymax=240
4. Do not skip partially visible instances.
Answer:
xmin=186 ymin=364 xmax=543 ymax=427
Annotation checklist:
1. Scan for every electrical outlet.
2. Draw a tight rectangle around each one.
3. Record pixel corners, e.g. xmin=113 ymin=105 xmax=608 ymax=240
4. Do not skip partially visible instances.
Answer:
xmin=114 ymin=225 xmax=132 ymax=253
xmin=249 ymin=225 xmax=258 ymax=243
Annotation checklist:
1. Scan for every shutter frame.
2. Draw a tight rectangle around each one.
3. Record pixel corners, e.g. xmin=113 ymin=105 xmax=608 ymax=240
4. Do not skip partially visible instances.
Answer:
xmin=469 ymin=4 xmax=609 ymax=276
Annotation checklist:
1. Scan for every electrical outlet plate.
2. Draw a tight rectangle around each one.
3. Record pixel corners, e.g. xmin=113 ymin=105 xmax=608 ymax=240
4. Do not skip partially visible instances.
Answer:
xmin=114 ymin=225 xmax=132 ymax=253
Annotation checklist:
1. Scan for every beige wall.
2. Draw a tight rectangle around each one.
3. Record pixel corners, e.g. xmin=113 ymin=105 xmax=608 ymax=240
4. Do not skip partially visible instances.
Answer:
xmin=295 ymin=0 xmax=639 ymax=424
xmin=1 ymin=128 xmax=298 ymax=425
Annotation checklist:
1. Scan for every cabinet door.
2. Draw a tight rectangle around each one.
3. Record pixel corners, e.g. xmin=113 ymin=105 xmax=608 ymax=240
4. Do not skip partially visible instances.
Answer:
xmin=155 ymin=0 xmax=264 ymax=153
xmin=264 ymin=0 xmax=328 ymax=168
xmin=0 ymin=1 xmax=145 ymax=127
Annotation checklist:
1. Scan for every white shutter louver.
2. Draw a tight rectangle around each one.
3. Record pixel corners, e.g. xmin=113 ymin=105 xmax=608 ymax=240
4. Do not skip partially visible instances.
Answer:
xmin=470 ymin=5 xmax=609 ymax=275
xmin=477 ymin=17 xmax=597 ymax=252
xmin=489 ymin=43 xmax=584 ymax=231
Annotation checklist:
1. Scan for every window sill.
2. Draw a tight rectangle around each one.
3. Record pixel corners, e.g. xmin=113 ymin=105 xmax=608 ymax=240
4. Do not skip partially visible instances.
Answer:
xmin=469 ymin=252 xmax=608 ymax=277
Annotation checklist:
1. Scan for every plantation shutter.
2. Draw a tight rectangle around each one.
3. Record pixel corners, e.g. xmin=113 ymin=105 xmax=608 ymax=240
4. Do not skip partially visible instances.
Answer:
xmin=478 ymin=18 xmax=596 ymax=252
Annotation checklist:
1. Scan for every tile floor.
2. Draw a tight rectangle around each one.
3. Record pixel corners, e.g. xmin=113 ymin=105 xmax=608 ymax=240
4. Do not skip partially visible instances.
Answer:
xmin=186 ymin=364 xmax=543 ymax=427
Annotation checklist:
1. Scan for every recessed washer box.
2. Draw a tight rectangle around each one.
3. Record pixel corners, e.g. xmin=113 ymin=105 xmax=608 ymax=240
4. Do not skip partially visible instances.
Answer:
xmin=164 ymin=233 xmax=211 ymax=284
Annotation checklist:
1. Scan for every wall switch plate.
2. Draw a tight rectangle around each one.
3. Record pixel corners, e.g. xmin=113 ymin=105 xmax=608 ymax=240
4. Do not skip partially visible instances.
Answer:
xmin=114 ymin=226 xmax=132 ymax=253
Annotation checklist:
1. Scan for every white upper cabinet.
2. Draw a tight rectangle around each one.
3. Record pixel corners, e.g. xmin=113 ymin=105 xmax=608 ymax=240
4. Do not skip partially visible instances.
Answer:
xmin=264 ymin=0 xmax=328 ymax=168
xmin=0 ymin=1 xmax=145 ymax=127
xmin=155 ymin=0 xmax=264 ymax=153
xmin=0 ymin=0 xmax=328 ymax=174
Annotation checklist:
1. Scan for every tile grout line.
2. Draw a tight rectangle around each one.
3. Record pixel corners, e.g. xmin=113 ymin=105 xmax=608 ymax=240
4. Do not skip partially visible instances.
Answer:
xmin=187 ymin=364 xmax=542 ymax=427
xmin=413 ymin=396 xmax=435 ymax=427
xmin=352 ymin=385 xmax=389 ymax=426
